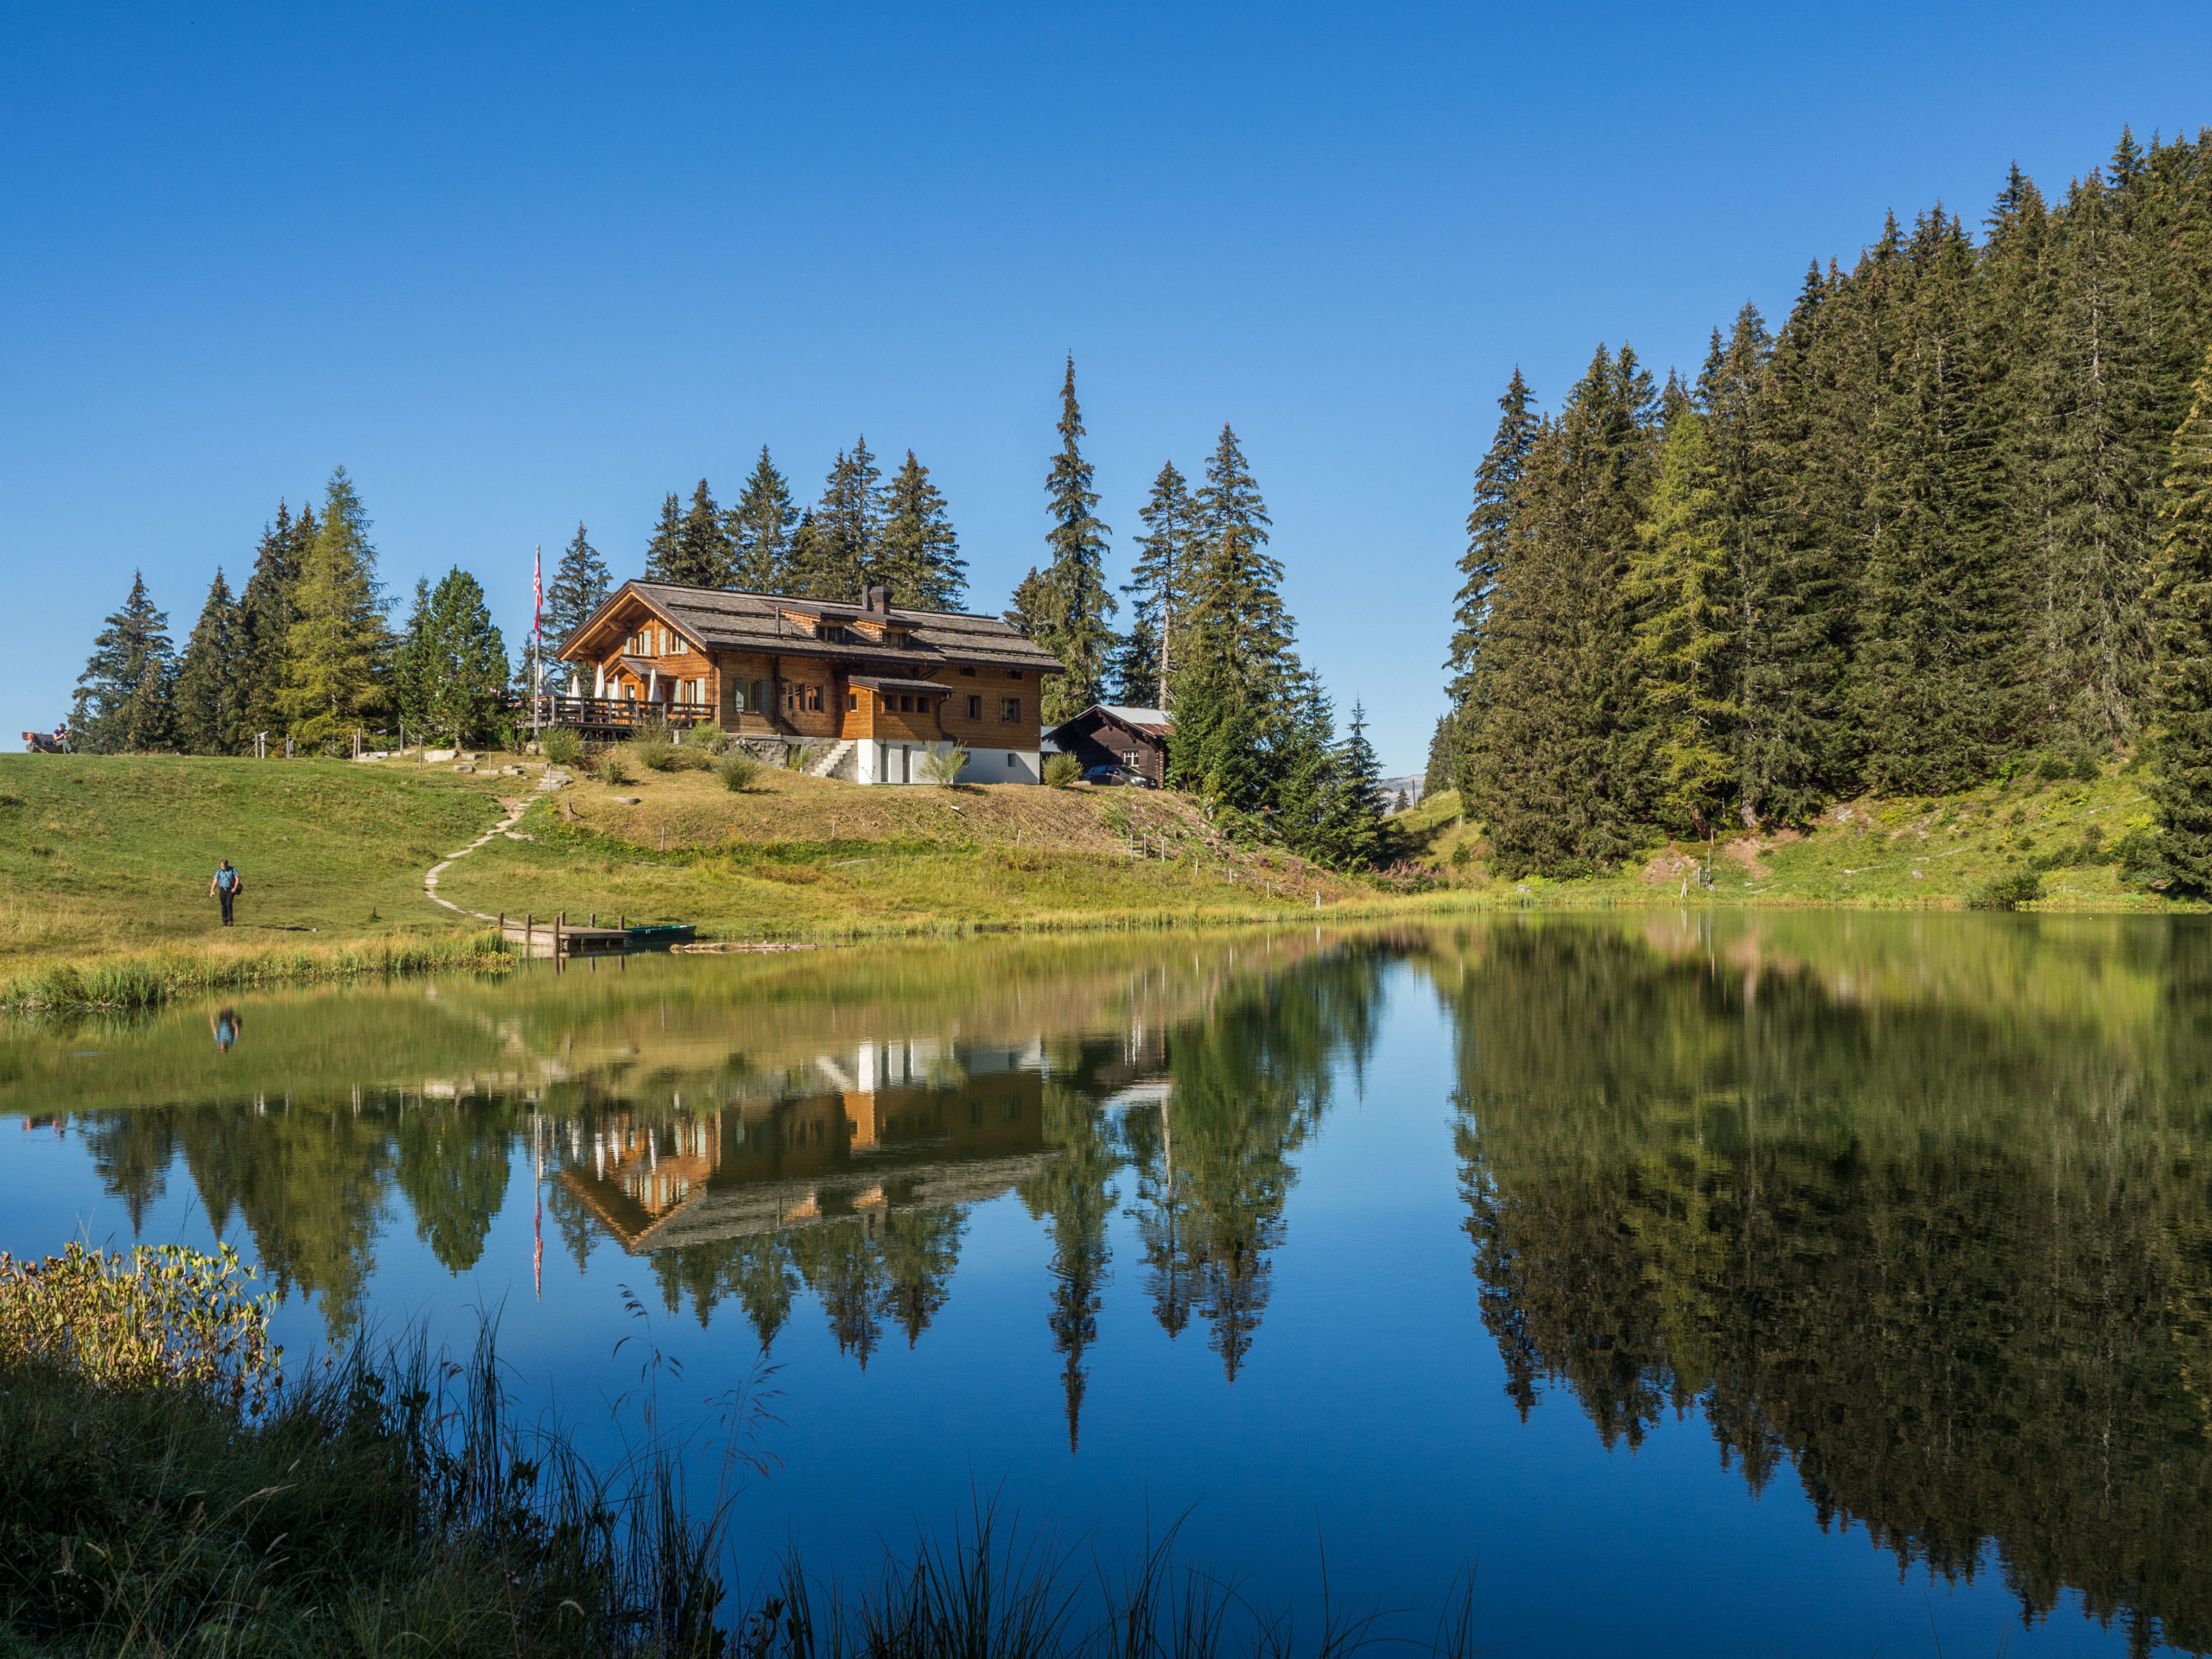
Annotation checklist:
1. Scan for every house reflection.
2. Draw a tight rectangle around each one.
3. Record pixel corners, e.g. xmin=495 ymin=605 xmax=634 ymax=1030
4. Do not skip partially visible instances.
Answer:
xmin=559 ymin=1040 xmax=1053 ymax=1255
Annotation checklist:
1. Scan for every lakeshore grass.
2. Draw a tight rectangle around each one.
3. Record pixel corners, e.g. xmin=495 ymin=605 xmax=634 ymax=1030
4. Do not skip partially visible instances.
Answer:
xmin=0 ymin=1243 xmax=1478 ymax=1659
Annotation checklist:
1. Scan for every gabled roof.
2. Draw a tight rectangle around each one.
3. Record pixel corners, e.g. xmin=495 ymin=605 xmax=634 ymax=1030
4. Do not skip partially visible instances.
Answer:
xmin=1047 ymin=702 xmax=1173 ymax=741
xmin=562 ymin=580 xmax=1064 ymax=675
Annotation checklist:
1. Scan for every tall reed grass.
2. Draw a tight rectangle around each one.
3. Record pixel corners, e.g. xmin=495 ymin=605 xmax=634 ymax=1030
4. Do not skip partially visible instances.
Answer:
xmin=0 ymin=930 xmax=514 ymax=1012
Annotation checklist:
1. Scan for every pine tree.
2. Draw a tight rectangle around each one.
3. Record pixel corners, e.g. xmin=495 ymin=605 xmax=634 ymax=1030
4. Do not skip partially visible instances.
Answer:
xmin=643 ymin=493 xmax=683 ymax=582
xmin=664 ymin=480 xmax=734 ymax=587
xmin=73 ymin=571 xmax=175 ymax=753
xmin=1003 ymin=567 xmax=1050 ymax=639
xmin=1422 ymin=713 xmax=1457 ymax=798
xmin=1187 ymin=424 xmax=1290 ymax=702
xmin=1268 ymin=666 xmax=1340 ymax=855
xmin=239 ymin=500 xmax=310 ymax=740
xmin=1127 ymin=461 xmax=1198 ymax=709
xmin=796 ymin=441 xmax=882 ymax=602
xmin=174 ymin=570 xmax=248 ymax=754
xmin=399 ymin=569 xmax=510 ymax=745
xmin=2146 ymin=346 xmax=2212 ymax=892
xmin=1031 ymin=358 xmax=1116 ymax=721
xmin=1447 ymin=370 xmax=1540 ymax=715
xmin=1320 ymin=701 xmax=1389 ymax=867
xmin=1745 ymin=262 xmax=1856 ymax=822
xmin=876 ymin=449 xmax=967 ymax=609
xmin=392 ymin=577 xmax=434 ymax=735
xmin=1625 ymin=408 xmax=1735 ymax=833
xmin=2034 ymin=169 xmax=2164 ymax=749
xmin=1852 ymin=211 xmax=2018 ymax=793
xmin=1105 ymin=607 xmax=1161 ymax=707
xmin=278 ymin=467 xmax=391 ymax=750
xmin=543 ymin=524 xmax=611 ymax=660
xmin=727 ymin=447 xmax=798 ymax=592
xmin=1463 ymin=345 xmax=1658 ymax=875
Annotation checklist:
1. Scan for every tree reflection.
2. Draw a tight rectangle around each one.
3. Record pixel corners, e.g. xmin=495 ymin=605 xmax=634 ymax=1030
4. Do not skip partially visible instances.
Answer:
xmin=1429 ymin=918 xmax=2212 ymax=1653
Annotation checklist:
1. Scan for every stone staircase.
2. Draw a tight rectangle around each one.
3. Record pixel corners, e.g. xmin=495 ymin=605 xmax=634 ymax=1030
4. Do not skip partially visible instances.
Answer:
xmin=806 ymin=739 xmax=856 ymax=779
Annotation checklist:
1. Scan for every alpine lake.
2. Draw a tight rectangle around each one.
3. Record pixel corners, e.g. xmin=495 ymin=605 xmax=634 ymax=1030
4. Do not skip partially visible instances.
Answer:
xmin=4 ymin=914 xmax=2208 ymax=1657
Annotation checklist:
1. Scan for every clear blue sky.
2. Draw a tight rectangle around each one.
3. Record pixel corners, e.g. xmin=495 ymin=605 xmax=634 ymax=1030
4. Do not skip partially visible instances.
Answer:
xmin=4 ymin=3 xmax=2209 ymax=773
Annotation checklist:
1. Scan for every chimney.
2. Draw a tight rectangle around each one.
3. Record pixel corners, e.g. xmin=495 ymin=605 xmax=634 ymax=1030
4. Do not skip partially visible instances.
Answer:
xmin=865 ymin=584 xmax=889 ymax=615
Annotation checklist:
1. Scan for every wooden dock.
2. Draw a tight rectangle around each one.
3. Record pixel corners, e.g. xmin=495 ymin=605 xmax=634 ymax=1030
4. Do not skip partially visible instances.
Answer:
xmin=497 ymin=912 xmax=694 ymax=960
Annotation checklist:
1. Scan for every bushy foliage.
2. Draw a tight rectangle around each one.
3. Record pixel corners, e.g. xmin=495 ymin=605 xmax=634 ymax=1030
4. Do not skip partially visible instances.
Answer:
xmin=540 ymin=725 xmax=584 ymax=766
xmin=717 ymin=752 xmax=760 ymax=792
xmin=1045 ymin=753 xmax=1081 ymax=788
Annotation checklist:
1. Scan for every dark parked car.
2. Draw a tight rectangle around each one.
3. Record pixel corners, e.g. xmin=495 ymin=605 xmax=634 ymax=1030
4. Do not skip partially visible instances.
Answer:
xmin=1084 ymin=764 xmax=1154 ymax=788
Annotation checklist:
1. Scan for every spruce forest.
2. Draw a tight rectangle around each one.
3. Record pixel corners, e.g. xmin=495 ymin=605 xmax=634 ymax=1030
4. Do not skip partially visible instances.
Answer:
xmin=1438 ymin=126 xmax=2212 ymax=885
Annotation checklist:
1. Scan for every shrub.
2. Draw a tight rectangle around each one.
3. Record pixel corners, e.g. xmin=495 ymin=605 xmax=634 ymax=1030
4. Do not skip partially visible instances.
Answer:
xmin=540 ymin=726 xmax=583 ymax=766
xmin=0 ymin=1242 xmax=277 ymax=1410
xmin=632 ymin=734 xmax=680 ymax=772
xmin=918 ymin=745 xmax=969 ymax=785
xmin=1967 ymin=870 xmax=2044 ymax=910
xmin=1045 ymin=753 xmax=1081 ymax=788
xmin=1449 ymin=842 xmax=1474 ymax=869
xmin=592 ymin=747 xmax=632 ymax=786
xmin=717 ymin=752 xmax=760 ymax=792
xmin=685 ymin=723 xmax=730 ymax=756
xmin=785 ymin=741 xmax=825 ymax=772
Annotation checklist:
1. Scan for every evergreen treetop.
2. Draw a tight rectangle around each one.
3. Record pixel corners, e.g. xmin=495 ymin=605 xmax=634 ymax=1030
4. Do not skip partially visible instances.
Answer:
xmin=877 ymin=449 xmax=967 ymax=611
xmin=73 ymin=571 xmax=175 ymax=753
xmin=1033 ymin=357 xmax=1116 ymax=721
xmin=278 ymin=467 xmax=391 ymax=749
xmin=727 ymin=447 xmax=798 ymax=593
xmin=174 ymin=569 xmax=248 ymax=755
xmin=1128 ymin=460 xmax=1198 ymax=710
xmin=543 ymin=524 xmax=611 ymax=658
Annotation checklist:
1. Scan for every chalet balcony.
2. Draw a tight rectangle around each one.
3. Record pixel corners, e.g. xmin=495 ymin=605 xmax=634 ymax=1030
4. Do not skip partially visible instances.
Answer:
xmin=529 ymin=694 xmax=715 ymax=734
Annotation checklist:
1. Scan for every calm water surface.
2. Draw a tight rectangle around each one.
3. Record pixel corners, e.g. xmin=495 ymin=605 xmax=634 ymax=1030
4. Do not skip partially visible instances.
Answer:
xmin=3 ymin=916 xmax=2208 ymax=1656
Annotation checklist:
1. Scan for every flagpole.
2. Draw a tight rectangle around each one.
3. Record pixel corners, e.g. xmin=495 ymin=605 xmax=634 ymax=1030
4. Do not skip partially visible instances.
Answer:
xmin=531 ymin=543 xmax=543 ymax=741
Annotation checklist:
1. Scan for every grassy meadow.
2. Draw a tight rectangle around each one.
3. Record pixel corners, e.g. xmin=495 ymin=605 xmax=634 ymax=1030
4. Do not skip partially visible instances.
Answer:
xmin=1 ymin=741 xmax=2201 ymax=1007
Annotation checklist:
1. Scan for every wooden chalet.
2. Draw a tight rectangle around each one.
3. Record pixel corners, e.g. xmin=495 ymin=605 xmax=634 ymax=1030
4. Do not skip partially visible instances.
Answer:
xmin=551 ymin=581 xmax=1062 ymax=785
xmin=1044 ymin=702 xmax=1172 ymax=785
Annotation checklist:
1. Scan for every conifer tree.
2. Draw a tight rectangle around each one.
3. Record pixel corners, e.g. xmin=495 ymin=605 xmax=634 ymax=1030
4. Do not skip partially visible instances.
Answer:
xmin=643 ymin=493 xmax=683 ymax=582
xmin=1268 ymin=666 xmax=1340 ymax=855
xmin=1127 ymin=461 xmax=1198 ymax=709
xmin=1031 ymin=358 xmax=1116 ymax=721
xmin=2035 ymin=170 xmax=2164 ymax=749
xmin=239 ymin=500 xmax=310 ymax=739
xmin=666 ymin=480 xmax=734 ymax=587
xmin=727 ymin=447 xmax=798 ymax=592
xmin=1447 ymin=370 xmax=1539 ymax=717
xmin=1105 ymin=608 xmax=1161 ymax=707
xmin=543 ymin=524 xmax=611 ymax=663
xmin=2146 ymin=346 xmax=2212 ymax=892
xmin=1463 ymin=345 xmax=1657 ymax=875
xmin=1745 ymin=264 xmax=1856 ymax=821
xmin=73 ymin=571 xmax=175 ymax=753
xmin=1852 ymin=212 xmax=2018 ymax=793
xmin=1003 ymin=567 xmax=1050 ymax=639
xmin=877 ymin=449 xmax=967 ymax=609
xmin=1187 ymin=424 xmax=1290 ymax=702
xmin=174 ymin=570 xmax=247 ymax=755
xmin=797 ymin=441 xmax=882 ymax=601
xmin=1320 ymin=701 xmax=1389 ymax=866
xmin=401 ymin=569 xmax=510 ymax=745
xmin=392 ymin=577 xmax=434 ymax=735
xmin=278 ymin=467 xmax=391 ymax=750
xmin=1626 ymin=408 xmax=1734 ymax=833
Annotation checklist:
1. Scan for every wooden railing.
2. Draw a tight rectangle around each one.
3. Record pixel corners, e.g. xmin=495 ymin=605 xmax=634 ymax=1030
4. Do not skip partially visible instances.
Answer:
xmin=526 ymin=695 xmax=715 ymax=732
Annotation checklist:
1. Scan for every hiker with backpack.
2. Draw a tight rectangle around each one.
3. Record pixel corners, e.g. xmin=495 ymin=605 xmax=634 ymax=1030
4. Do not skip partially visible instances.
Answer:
xmin=210 ymin=859 xmax=244 ymax=926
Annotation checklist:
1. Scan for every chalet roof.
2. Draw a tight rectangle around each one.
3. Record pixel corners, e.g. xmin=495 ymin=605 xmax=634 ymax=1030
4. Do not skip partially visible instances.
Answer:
xmin=1049 ymin=702 xmax=1173 ymax=741
xmin=562 ymin=581 xmax=1064 ymax=675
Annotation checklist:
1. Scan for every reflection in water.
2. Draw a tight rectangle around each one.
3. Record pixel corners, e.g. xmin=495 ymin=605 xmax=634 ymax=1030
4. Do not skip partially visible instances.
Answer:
xmin=45 ymin=931 xmax=1390 ymax=1454
xmin=1427 ymin=917 xmax=2212 ymax=1654
xmin=22 ymin=918 xmax=2212 ymax=1651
